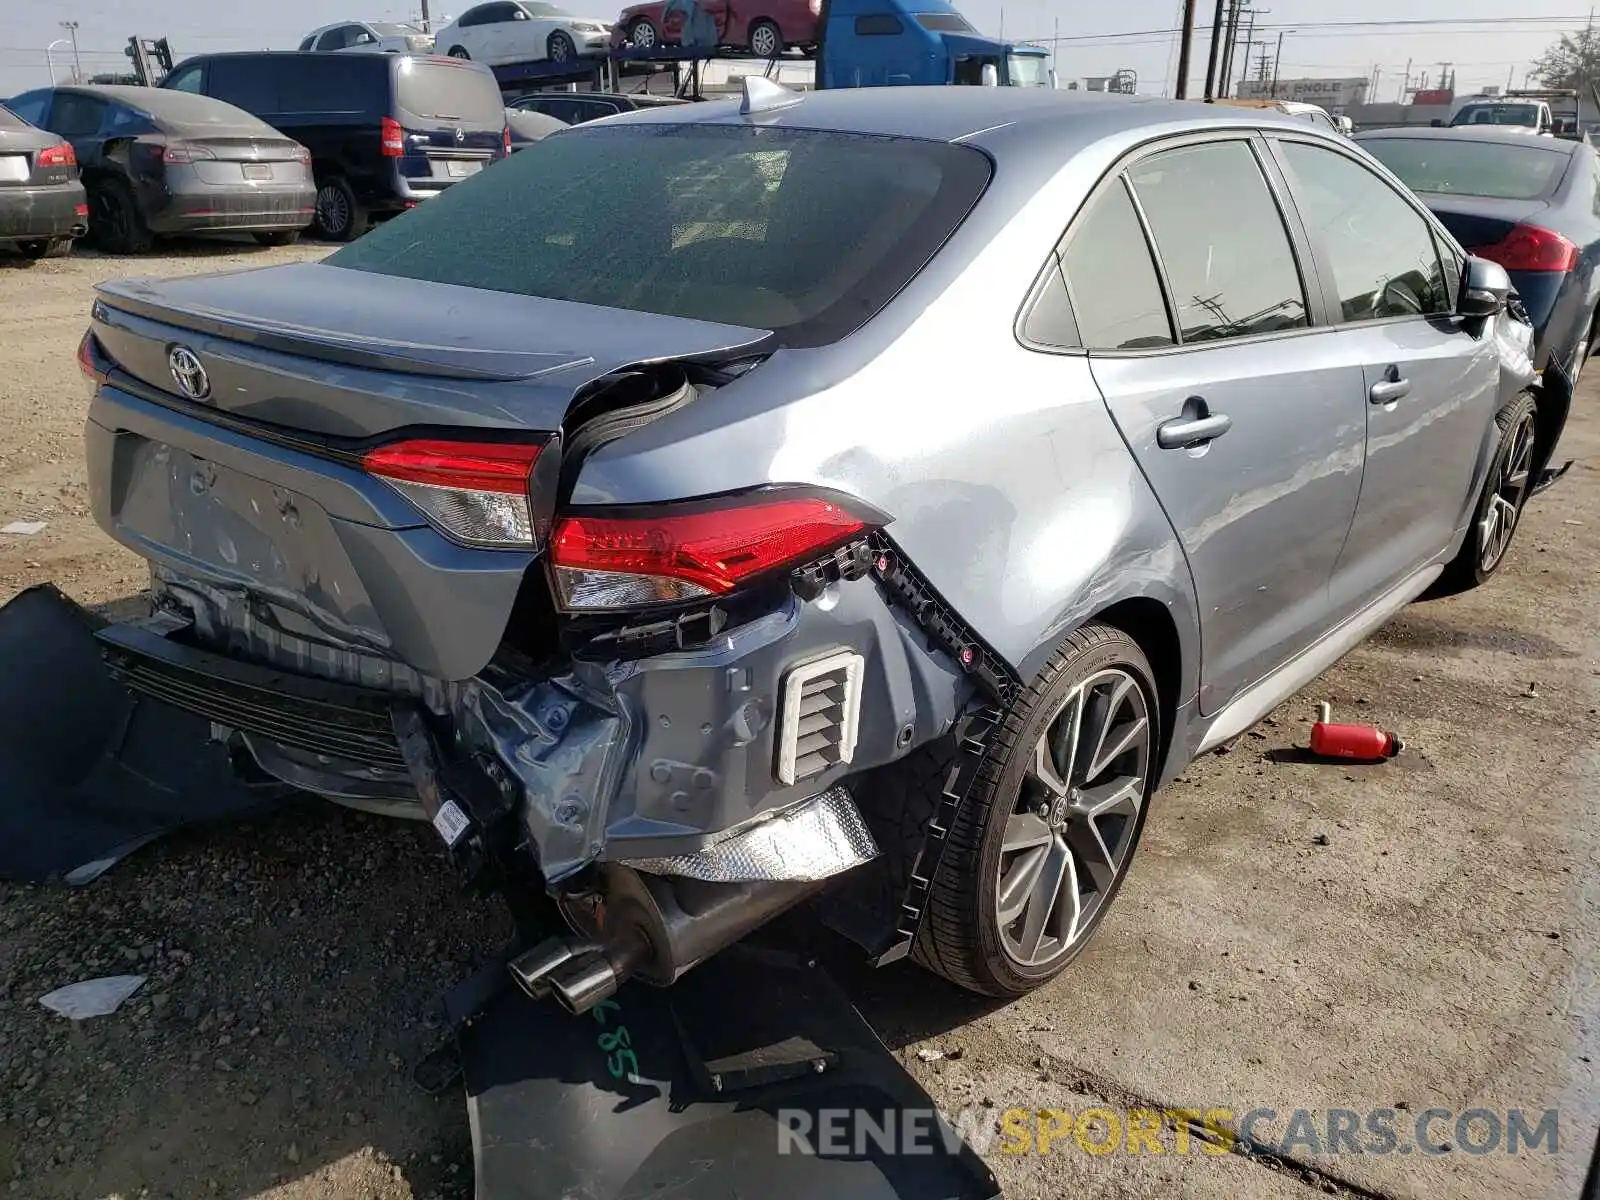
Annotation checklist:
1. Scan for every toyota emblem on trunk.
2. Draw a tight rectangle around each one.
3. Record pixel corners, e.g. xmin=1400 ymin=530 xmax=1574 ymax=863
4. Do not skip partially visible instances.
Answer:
xmin=168 ymin=346 xmax=210 ymax=400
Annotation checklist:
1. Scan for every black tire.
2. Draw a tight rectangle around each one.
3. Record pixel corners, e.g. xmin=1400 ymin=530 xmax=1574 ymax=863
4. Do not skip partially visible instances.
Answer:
xmin=447 ymin=45 xmax=470 ymax=58
xmin=16 ymin=237 xmax=71 ymax=260
xmin=748 ymin=18 xmax=783 ymax=57
xmin=629 ymin=17 xmax=658 ymax=47
xmin=912 ymin=623 xmax=1160 ymax=996
xmin=252 ymin=230 xmax=301 ymax=247
xmin=88 ymin=177 xmax=153 ymax=255
xmin=312 ymin=176 xmax=368 ymax=242
xmin=547 ymin=31 xmax=577 ymax=62
xmin=1435 ymin=391 xmax=1539 ymax=593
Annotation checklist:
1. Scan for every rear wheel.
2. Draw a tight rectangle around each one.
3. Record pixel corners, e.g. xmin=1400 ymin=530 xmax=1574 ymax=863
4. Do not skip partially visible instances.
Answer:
xmin=89 ymin=177 xmax=153 ymax=255
xmin=447 ymin=45 xmax=470 ymax=58
xmin=1437 ymin=391 xmax=1539 ymax=592
xmin=252 ymin=230 xmax=300 ymax=247
xmin=628 ymin=17 xmax=658 ymax=46
xmin=312 ymin=176 xmax=368 ymax=242
xmin=548 ymin=31 xmax=577 ymax=61
xmin=912 ymin=623 xmax=1159 ymax=996
xmin=748 ymin=19 xmax=783 ymax=57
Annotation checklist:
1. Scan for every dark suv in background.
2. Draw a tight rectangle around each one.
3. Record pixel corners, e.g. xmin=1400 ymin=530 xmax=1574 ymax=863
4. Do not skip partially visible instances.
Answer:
xmin=161 ymin=52 xmax=510 ymax=240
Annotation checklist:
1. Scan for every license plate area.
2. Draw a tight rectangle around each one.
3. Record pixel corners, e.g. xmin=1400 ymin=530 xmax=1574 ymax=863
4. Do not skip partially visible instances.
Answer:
xmin=0 ymin=155 xmax=28 ymax=183
xmin=446 ymin=160 xmax=480 ymax=178
xmin=242 ymin=163 xmax=273 ymax=181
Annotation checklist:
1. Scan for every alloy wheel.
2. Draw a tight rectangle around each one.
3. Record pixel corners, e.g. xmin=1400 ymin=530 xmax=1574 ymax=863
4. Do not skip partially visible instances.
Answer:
xmin=1478 ymin=409 xmax=1536 ymax=574
xmin=750 ymin=23 xmax=779 ymax=56
xmin=316 ymin=184 xmax=349 ymax=238
xmin=631 ymin=20 xmax=656 ymax=47
xmin=995 ymin=668 xmax=1151 ymax=968
xmin=550 ymin=32 xmax=574 ymax=61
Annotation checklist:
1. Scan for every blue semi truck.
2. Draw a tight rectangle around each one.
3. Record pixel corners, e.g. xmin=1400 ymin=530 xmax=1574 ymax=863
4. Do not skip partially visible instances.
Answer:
xmin=815 ymin=0 xmax=1053 ymax=88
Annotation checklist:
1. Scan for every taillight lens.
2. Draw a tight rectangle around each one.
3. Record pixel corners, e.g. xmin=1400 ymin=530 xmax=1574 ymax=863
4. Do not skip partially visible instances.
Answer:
xmin=503 ymin=125 xmax=512 ymax=155
xmin=381 ymin=117 xmax=405 ymax=157
xmin=549 ymin=494 xmax=871 ymax=611
xmin=161 ymin=141 xmax=218 ymax=164
xmin=1472 ymin=224 xmax=1579 ymax=272
xmin=362 ymin=439 xmax=543 ymax=547
xmin=37 ymin=142 xmax=76 ymax=168
xmin=291 ymin=143 xmax=312 ymax=164
xmin=77 ymin=330 xmax=103 ymax=394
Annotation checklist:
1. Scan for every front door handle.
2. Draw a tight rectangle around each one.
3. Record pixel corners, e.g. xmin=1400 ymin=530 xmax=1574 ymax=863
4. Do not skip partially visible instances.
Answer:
xmin=1369 ymin=372 xmax=1411 ymax=404
xmin=1157 ymin=397 xmax=1232 ymax=449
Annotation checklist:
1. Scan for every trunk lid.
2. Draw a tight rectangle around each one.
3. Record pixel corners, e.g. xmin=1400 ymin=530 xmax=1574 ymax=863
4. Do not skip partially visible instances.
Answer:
xmin=86 ymin=263 xmax=773 ymax=680
xmin=0 ymin=121 xmax=71 ymax=188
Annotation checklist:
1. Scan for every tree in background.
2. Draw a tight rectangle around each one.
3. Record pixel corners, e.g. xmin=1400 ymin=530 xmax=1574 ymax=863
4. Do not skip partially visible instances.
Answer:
xmin=1532 ymin=25 xmax=1600 ymax=90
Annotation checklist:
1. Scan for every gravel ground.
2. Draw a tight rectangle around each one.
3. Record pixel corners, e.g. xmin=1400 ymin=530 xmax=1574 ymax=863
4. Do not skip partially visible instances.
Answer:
xmin=0 ymin=242 xmax=1595 ymax=1200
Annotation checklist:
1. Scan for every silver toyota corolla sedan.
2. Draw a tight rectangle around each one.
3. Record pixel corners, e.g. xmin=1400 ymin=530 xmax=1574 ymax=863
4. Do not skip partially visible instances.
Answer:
xmin=78 ymin=83 xmax=1543 ymax=1011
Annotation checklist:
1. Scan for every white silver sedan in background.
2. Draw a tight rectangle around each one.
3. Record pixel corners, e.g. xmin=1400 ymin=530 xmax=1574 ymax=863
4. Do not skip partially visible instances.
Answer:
xmin=298 ymin=21 xmax=436 ymax=53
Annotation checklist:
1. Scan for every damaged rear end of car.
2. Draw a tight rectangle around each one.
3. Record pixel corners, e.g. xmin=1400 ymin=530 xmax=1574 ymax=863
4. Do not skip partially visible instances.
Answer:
xmin=80 ymin=116 xmax=1000 ymax=1012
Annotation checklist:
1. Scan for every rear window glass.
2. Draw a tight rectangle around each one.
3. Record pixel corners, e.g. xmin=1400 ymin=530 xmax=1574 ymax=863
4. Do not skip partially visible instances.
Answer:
xmin=327 ymin=124 xmax=992 ymax=346
xmin=395 ymin=59 xmax=506 ymax=126
xmin=1362 ymin=137 xmax=1570 ymax=201
xmin=1451 ymin=103 xmax=1541 ymax=127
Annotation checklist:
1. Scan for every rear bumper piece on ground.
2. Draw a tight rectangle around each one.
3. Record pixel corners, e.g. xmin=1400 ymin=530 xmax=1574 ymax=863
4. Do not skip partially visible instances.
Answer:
xmin=0 ymin=180 xmax=87 ymax=244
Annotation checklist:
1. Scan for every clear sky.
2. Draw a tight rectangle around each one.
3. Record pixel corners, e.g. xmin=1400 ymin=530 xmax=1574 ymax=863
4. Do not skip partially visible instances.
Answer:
xmin=1 ymin=0 xmax=1593 ymax=101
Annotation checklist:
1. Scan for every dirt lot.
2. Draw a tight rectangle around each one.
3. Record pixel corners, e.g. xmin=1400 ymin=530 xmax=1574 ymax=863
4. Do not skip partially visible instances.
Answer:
xmin=0 ymin=243 xmax=1595 ymax=1200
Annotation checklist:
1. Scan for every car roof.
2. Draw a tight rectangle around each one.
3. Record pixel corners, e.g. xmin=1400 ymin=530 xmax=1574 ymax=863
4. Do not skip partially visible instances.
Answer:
xmin=47 ymin=84 xmax=279 ymax=133
xmin=1356 ymin=126 xmax=1580 ymax=152
xmin=606 ymin=86 xmax=1320 ymax=148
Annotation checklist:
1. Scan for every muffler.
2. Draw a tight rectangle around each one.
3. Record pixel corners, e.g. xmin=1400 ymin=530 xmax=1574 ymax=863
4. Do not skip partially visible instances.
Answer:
xmin=523 ymin=867 xmax=822 ymax=1015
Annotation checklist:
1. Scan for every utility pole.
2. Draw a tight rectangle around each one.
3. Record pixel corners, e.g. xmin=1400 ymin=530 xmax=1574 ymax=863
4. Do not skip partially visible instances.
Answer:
xmin=1203 ymin=0 xmax=1226 ymax=99
xmin=1218 ymin=0 xmax=1244 ymax=99
xmin=1270 ymin=29 xmax=1284 ymax=97
xmin=1052 ymin=16 xmax=1059 ymax=75
xmin=420 ymin=0 xmax=432 ymax=31
xmin=1174 ymin=0 xmax=1198 ymax=98
xmin=59 ymin=20 xmax=82 ymax=82
xmin=1399 ymin=56 xmax=1412 ymax=103
xmin=1237 ymin=7 xmax=1262 ymax=95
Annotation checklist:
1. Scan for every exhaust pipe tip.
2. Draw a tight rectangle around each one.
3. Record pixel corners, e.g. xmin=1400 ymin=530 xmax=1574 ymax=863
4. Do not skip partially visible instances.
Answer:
xmin=547 ymin=953 xmax=621 ymax=1015
xmin=508 ymin=936 xmax=585 ymax=1000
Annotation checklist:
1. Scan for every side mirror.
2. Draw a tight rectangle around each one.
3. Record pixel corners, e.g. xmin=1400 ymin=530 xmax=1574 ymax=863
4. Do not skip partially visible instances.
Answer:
xmin=981 ymin=62 xmax=998 ymax=87
xmin=1459 ymin=255 xmax=1513 ymax=318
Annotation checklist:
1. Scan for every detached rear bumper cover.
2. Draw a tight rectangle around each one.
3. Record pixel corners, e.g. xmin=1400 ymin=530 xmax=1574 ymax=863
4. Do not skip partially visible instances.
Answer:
xmin=107 ymin=566 xmax=970 ymax=884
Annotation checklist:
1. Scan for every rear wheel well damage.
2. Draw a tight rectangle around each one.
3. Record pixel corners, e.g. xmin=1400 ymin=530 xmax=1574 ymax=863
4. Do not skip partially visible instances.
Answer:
xmin=1091 ymin=596 xmax=1181 ymax=784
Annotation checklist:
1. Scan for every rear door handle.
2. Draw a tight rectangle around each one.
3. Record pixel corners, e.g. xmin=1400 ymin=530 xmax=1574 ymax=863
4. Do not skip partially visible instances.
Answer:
xmin=1369 ymin=376 xmax=1411 ymax=404
xmin=1157 ymin=400 xmax=1232 ymax=449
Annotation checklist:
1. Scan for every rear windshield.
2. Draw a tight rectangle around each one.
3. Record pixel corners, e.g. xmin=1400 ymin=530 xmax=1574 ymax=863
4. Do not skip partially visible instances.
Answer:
xmin=1362 ymin=137 xmax=1570 ymax=201
xmin=327 ymin=124 xmax=992 ymax=346
xmin=122 ymin=88 xmax=278 ymax=135
xmin=395 ymin=58 xmax=506 ymax=125
xmin=1451 ymin=103 xmax=1541 ymax=127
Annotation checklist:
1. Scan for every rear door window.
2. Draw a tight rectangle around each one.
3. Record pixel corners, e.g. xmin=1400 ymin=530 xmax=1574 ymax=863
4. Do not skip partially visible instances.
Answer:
xmin=1276 ymin=140 xmax=1450 ymax=321
xmin=51 ymin=93 xmax=109 ymax=138
xmin=1059 ymin=179 xmax=1174 ymax=350
xmin=1128 ymin=140 xmax=1309 ymax=342
xmin=395 ymin=60 xmax=506 ymax=126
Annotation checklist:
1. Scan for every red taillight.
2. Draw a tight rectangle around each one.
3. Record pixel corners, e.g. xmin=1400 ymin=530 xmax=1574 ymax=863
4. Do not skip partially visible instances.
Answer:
xmin=74 ymin=203 xmax=88 ymax=217
xmin=1472 ymin=224 xmax=1579 ymax=273
xmin=362 ymin=439 xmax=543 ymax=547
xmin=291 ymin=143 xmax=311 ymax=164
xmin=37 ymin=142 xmax=75 ymax=168
xmin=381 ymin=117 xmax=405 ymax=157
xmin=549 ymin=494 xmax=871 ymax=611
xmin=77 ymin=330 xmax=97 ymax=379
xmin=503 ymin=125 xmax=512 ymax=155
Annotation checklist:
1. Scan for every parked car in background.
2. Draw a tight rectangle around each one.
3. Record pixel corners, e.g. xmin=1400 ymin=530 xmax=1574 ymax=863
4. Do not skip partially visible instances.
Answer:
xmin=79 ymin=88 xmax=1541 ymax=1015
xmin=3 ymin=85 xmax=312 ymax=253
xmin=0 ymin=100 xmax=87 ymax=260
xmin=1214 ymin=97 xmax=1347 ymax=136
xmin=505 ymin=104 xmax=565 ymax=147
xmin=508 ymin=90 xmax=686 ymax=124
xmin=436 ymin=3 xmax=613 ymax=65
xmin=1358 ymin=125 xmax=1595 ymax=463
xmin=610 ymin=0 xmax=818 ymax=55
xmin=299 ymin=21 xmax=436 ymax=54
xmin=161 ymin=52 xmax=509 ymax=241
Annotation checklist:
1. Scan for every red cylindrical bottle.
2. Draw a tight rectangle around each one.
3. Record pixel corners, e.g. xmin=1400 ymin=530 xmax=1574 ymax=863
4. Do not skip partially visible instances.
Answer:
xmin=1309 ymin=703 xmax=1403 ymax=761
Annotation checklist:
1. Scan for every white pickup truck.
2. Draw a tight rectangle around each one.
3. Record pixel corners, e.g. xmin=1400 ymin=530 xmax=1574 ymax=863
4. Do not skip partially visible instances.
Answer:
xmin=1448 ymin=95 xmax=1558 ymax=136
